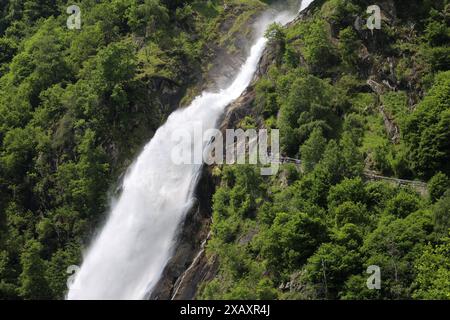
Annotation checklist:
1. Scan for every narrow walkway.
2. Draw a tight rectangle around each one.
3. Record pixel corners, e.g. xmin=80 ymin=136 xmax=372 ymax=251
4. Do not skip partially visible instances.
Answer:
xmin=274 ymin=156 xmax=428 ymax=195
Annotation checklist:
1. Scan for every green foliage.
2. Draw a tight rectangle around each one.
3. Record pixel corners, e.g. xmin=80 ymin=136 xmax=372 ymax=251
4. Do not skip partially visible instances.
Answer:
xmin=300 ymin=127 xmax=326 ymax=173
xmin=290 ymin=18 xmax=339 ymax=73
xmin=126 ymin=0 xmax=169 ymax=37
xmin=255 ymin=78 xmax=278 ymax=118
xmin=424 ymin=19 xmax=449 ymax=47
xmin=380 ymin=91 xmax=408 ymax=129
xmin=265 ymin=23 xmax=286 ymax=64
xmin=359 ymin=210 xmax=434 ymax=298
xmin=432 ymin=191 xmax=450 ymax=238
xmin=333 ymin=201 xmax=368 ymax=228
xmin=404 ymin=71 xmax=450 ymax=178
xmin=201 ymin=0 xmax=449 ymax=301
xmin=328 ymin=177 xmax=367 ymax=209
xmin=412 ymin=234 xmax=450 ymax=299
xmin=260 ymin=211 xmax=328 ymax=276
xmin=320 ymin=0 xmax=359 ymax=28
xmin=0 ymin=36 xmax=17 ymax=69
xmin=18 ymin=240 xmax=52 ymax=299
xmin=277 ymin=74 xmax=341 ymax=155
xmin=304 ymin=242 xmax=361 ymax=298
xmin=0 ymin=0 xmax=272 ymax=299
xmin=428 ymin=172 xmax=450 ymax=203
xmin=384 ymin=190 xmax=422 ymax=219
xmin=338 ymin=27 xmax=362 ymax=69
xmin=1 ymin=0 xmax=449 ymax=301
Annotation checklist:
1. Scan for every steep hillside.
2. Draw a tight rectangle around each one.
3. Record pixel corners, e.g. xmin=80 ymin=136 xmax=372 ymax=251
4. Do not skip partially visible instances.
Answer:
xmin=197 ymin=0 xmax=450 ymax=300
xmin=0 ymin=0 xmax=273 ymax=300
xmin=0 ymin=0 xmax=449 ymax=301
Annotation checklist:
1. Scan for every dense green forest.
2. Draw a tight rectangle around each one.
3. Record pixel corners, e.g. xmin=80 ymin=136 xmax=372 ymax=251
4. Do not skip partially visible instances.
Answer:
xmin=0 ymin=0 xmax=279 ymax=299
xmin=0 ymin=0 xmax=449 ymax=300
xmin=199 ymin=0 xmax=450 ymax=299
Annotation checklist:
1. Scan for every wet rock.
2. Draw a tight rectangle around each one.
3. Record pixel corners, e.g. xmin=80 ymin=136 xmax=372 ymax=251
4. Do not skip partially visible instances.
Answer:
xmin=148 ymin=166 xmax=215 ymax=300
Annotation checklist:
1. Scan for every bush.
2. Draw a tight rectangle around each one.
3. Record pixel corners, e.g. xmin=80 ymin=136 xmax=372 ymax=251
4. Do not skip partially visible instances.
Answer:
xmin=295 ymin=19 xmax=339 ymax=73
xmin=333 ymin=201 xmax=368 ymax=227
xmin=300 ymin=127 xmax=327 ymax=173
xmin=260 ymin=211 xmax=328 ymax=275
xmin=385 ymin=190 xmax=421 ymax=218
xmin=412 ymin=235 xmax=450 ymax=299
xmin=432 ymin=191 xmax=450 ymax=238
xmin=404 ymin=71 xmax=450 ymax=178
xmin=428 ymin=172 xmax=450 ymax=202
xmin=338 ymin=27 xmax=362 ymax=69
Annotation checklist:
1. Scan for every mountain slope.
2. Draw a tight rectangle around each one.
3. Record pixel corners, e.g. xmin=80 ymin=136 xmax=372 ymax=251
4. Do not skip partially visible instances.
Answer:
xmin=0 ymin=0 xmax=272 ymax=300
xmin=197 ymin=0 xmax=450 ymax=300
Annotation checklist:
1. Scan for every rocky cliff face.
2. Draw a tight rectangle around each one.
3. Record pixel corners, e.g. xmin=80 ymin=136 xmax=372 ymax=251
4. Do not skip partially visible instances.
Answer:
xmin=147 ymin=36 xmax=279 ymax=302
xmin=147 ymin=167 xmax=217 ymax=299
xmin=147 ymin=5 xmax=274 ymax=300
xmin=147 ymin=1 xmax=327 ymax=300
xmin=151 ymin=0 xmax=448 ymax=300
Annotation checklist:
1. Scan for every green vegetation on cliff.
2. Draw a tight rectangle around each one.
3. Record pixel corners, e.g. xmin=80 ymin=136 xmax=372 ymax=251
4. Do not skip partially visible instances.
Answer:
xmin=0 ymin=0 xmax=449 ymax=300
xmin=0 ymin=0 xmax=271 ymax=299
xmin=200 ymin=0 xmax=450 ymax=300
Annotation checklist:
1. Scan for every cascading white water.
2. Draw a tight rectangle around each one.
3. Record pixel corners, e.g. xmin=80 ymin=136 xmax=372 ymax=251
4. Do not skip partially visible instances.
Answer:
xmin=67 ymin=1 xmax=314 ymax=300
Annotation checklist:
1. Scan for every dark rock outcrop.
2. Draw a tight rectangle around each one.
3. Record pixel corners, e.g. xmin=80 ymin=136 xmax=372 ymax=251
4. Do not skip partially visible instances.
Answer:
xmin=148 ymin=167 xmax=216 ymax=300
xmin=147 ymin=7 xmax=279 ymax=300
xmin=148 ymin=31 xmax=279 ymax=302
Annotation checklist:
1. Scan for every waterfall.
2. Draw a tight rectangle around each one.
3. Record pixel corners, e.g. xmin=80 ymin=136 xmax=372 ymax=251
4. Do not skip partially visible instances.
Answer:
xmin=67 ymin=1 xmax=313 ymax=300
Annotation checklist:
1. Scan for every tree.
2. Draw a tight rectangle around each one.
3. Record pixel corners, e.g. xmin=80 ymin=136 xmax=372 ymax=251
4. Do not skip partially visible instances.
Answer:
xmin=412 ymin=234 xmax=450 ymax=299
xmin=23 ymin=0 xmax=61 ymax=23
xmin=328 ymin=177 xmax=367 ymax=209
xmin=0 ymin=36 xmax=17 ymax=66
xmin=333 ymin=201 xmax=368 ymax=228
xmin=18 ymin=240 xmax=52 ymax=299
xmin=0 ymin=250 xmax=17 ymax=299
xmin=260 ymin=211 xmax=328 ymax=275
xmin=341 ymin=274 xmax=381 ymax=300
xmin=45 ymin=245 xmax=80 ymax=298
xmin=298 ymin=19 xmax=339 ymax=73
xmin=304 ymin=242 xmax=361 ymax=298
xmin=91 ymin=40 xmax=137 ymax=91
xmin=265 ymin=23 xmax=286 ymax=65
xmin=361 ymin=210 xmax=434 ymax=299
xmin=255 ymin=78 xmax=278 ymax=118
xmin=404 ymin=71 xmax=450 ymax=178
xmin=384 ymin=190 xmax=422 ymax=218
xmin=277 ymin=75 xmax=338 ymax=155
xmin=423 ymin=12 xmax=449 ymax=46
xmin=300 ymin=127 xmax=326 ymax=173
xmin=126 ymin=0 xmax=169 ymax=37
xmin=339 ymin=132 xmax=364 ymax=178
xmin=428 ymin=172 xmax=450 ymax=203
xmin=338 ymin=27 xmax=362 ymax=69
xmin=432 ymin=191 xmax=450 ymax=238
